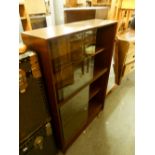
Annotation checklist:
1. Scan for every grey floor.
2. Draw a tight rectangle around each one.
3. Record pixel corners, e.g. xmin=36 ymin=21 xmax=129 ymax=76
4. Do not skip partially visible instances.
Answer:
xmin=58 ymin=71 xmax=135 ymax=155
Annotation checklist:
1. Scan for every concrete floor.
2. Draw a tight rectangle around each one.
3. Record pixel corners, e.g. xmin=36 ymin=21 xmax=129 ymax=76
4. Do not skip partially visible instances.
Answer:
xmin=58 ymin=71 xmax=135 ymax=155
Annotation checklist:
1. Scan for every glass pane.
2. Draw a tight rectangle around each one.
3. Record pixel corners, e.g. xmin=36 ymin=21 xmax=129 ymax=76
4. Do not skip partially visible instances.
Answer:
xmin=60 ymin=86 xmax=89 ymax=141
xmin=50 ymin=33 xmax=95 ymax=101
xmin=57 ymin=57 xmax=94 ymax=101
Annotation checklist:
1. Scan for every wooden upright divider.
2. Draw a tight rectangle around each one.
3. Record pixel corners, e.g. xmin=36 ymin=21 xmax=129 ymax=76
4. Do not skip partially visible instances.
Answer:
xmin=19 ymin=1 xmax=32 ymax=31
xmin=22 ymin=19 xmax=117 ymax=152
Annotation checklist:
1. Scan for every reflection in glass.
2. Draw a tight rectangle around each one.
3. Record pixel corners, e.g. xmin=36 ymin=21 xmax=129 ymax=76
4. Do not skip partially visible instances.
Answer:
xmin=49 ymin=29 xmax=97 ymax=142
xmin=60 ymin=86 xmax=89 ymax=140
xmin=50 ymin=30 xmax=96 ymax=101
xmin=57 ymin=58 xmax=94 ymax=101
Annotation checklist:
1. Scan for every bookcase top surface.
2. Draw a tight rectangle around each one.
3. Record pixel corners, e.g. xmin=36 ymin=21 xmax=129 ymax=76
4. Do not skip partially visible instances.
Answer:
xmin=22 ymin=19 xmax=117 ymax=40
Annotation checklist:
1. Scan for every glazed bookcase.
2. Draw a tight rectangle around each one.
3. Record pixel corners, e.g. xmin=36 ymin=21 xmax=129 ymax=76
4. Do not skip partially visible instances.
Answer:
xmin=22 ymin=19 xmax=117 ymax=151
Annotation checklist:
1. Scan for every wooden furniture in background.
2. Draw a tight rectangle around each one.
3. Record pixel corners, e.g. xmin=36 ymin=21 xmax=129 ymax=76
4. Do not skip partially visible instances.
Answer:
xmin=22 ymin=19 xmax=117 ymax=151
xmin=92 ymin=0 xmax=112 ymax=6
xmin=24 ymin=0 xmax=46 ymax=15
xmin=64 ymin=0 xmax=112 ymax=7
xmin=116 ymin=8 xmax=134 ymax=32
xmin=64 ymin=9 xmax=95 ymax=23
xmin=109 ymin=0 xmax=135 ymax=32
xmin=19 ymin=1 xmax=32 ymax=31
xmin=19 ymin=0 xmax=48 ymax=31
xmin=114 ymin=29 xmax=135 ymax=84
xmin=64 ymin=7 xmax=109 ymax=23
xmin=65 ymin=0 xmax=78 ymax=7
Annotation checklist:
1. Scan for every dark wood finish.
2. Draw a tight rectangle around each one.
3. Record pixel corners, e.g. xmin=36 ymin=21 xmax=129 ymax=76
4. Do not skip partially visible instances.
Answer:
xmin=21 ymin=19 xmax=116 ymax=39
xmin=22 ymin=19 xmax=117 ymax=152
xmin=64 ymin=10 xmax=96 ymax=23
xmin=64 ymin=7 xmax=109 ymax=24
xmin=21 ymin=36 xmax=64 ymax=149
xmin=89 ymin=86 xmax=101 ymax=100
xmin=95 ymin=24 xmax=118 ymax=107
xmin=88 ymin=98 xmax=102 ymax=121
xmin=92 ymin=67 xmax=108 ymax=82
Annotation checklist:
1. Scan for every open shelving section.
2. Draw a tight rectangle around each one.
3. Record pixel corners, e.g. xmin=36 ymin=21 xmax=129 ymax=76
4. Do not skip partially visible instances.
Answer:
xmin=22 ymin=19 xmax=117 ymax=152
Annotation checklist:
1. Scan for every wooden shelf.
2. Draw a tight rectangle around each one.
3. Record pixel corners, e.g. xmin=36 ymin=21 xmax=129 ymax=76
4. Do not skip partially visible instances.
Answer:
xmin=92 ymin=67 xmax=108 ymax=82
xmin=88 ymin=100 xmax=102 ymax=123
xmin=59 ymin=66 xmax=107 ymax=107
xmin=94 ymin=47 xmax=105 ymax=56
xmin=89 ymin=87 xmax=101 ymax=100
xmin=85 ymin=46 xmax=105 ymax=56
xmin=59 ymin=66 xmax=107 ymax=106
